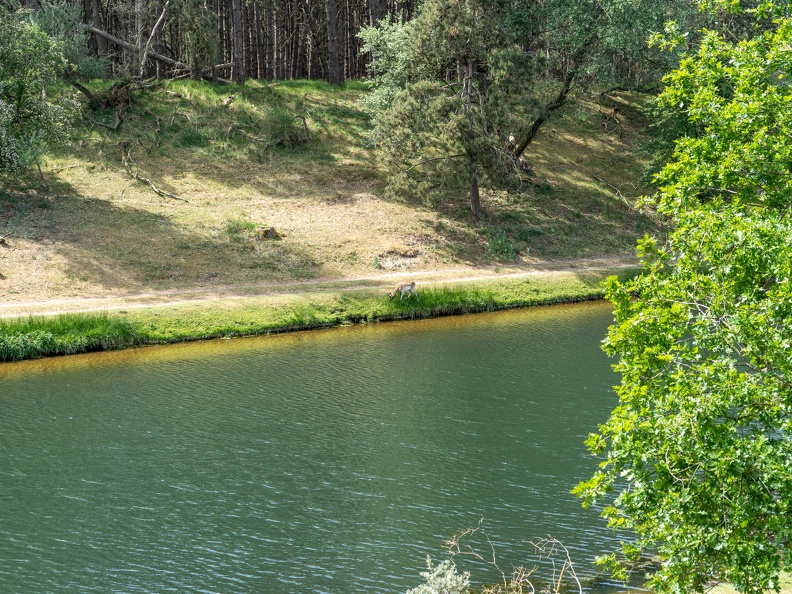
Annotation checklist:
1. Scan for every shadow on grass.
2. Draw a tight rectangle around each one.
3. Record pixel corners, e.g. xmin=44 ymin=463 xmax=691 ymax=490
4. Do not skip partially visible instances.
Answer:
xmin=53 ymin=79 xmax=384 ymax=207
xmin=1 ymin=175 xmax=324 ymax=292
xmin=46 ymin=80 xmax=657 ymax=271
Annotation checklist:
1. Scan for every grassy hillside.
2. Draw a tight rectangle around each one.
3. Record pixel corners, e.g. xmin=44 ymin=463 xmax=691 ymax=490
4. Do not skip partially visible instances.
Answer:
xmin=0 ymin=79 xmax=659 ymax=303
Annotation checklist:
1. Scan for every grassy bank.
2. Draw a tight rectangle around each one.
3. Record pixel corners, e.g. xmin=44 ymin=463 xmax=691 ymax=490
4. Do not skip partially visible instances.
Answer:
xmin=1 ymin=78 xmax=658 ymax=306
xmin=0 ymin=268 xmax=632 ymax=362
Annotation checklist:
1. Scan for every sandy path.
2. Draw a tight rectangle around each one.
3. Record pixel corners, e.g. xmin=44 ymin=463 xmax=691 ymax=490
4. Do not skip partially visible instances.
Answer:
xmin=0 ymin=255 xmax=638 ymax=318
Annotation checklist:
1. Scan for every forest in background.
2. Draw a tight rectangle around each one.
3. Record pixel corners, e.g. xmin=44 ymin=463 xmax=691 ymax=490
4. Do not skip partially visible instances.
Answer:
xmin=22 ymin=0 xmax=416 ymax=84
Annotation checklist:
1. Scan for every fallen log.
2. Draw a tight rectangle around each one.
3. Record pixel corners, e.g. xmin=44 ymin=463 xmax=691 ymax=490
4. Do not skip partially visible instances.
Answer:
xmin=87 ymin=26 xmax=231 ymax=84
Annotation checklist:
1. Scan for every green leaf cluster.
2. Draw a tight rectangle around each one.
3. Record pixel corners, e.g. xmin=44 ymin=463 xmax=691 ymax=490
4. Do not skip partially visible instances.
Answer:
xmin=33 ymin=0 xmax=107 ymax=82
xmin=575 ymin=5 xmax=792 ymax=593
xmin=0 ymin=2 xmax=78 ymax=174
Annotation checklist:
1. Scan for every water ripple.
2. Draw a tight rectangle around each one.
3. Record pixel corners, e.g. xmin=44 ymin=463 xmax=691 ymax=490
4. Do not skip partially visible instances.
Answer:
xmin=0 ymin=302 xmax=626 ymax=593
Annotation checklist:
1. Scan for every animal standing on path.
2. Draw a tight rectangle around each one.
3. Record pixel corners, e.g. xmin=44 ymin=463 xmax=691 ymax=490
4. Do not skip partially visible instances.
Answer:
xmin=389 ymin=281 xmax=417 ymax=300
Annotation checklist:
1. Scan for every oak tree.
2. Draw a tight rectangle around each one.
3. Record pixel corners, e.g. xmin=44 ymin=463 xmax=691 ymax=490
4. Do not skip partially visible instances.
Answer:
xmin=574 ymin=3 xmax=792 ymax=592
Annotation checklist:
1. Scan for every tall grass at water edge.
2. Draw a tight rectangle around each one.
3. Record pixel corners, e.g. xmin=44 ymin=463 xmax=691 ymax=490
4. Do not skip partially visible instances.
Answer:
xmin=0 ymin=313 xmax=141 ymax=361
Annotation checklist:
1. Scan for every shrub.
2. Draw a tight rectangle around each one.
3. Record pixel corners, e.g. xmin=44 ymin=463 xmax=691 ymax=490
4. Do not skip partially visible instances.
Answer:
xmin=407 ymin=558 xmax=469 ymax=594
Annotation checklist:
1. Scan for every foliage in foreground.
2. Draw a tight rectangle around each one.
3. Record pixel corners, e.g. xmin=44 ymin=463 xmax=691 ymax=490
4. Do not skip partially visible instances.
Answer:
xmin=575 ymin=2 xmax=792 ymax=593
xmin=0 ymin=2 xmax=77 ymax=175
xmin=406 ymin=558 xmax=470 ymax=594
xmin=406 ymin=524 xmax=582 ymax=594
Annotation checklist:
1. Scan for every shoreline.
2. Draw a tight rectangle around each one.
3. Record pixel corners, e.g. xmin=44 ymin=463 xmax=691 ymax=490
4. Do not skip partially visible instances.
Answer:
xmin=0 ymin=263 xmax=639 ymax=362
xmin=0 ymin=256 xmax=637 ymax=318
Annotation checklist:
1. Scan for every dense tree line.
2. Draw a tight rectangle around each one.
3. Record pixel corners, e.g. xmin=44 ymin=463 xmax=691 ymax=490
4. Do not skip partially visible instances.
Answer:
xmin=52 ymin=0 xmax=418 ymax=83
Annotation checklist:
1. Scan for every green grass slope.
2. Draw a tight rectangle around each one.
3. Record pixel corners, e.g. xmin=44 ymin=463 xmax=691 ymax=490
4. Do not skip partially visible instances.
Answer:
xmin=1 ymin=79 xmax=658 ymax=304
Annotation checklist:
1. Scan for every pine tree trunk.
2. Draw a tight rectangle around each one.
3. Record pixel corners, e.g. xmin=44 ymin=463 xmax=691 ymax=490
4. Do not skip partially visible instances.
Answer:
xmin=469 ymin=164 xmax=482 ymax=221
xmin=462 ymin=60 xmax=481 ymax=220
xmin=325 ymin=0 xmax=344 ymax=84
xmin=231 ymin=0 xmax=246 ymax=83
xmin=254 ymin=1 xmax=265 ymax=79
xmin=90 ymin=0 xmax=107 ymax=57
xmin=265 ymin=0 xmax=274 ymax=79
xmin=135 ymin=0 xmax=146 ymax=77
xmin=295 ymin=16 xmax=306 ymax=78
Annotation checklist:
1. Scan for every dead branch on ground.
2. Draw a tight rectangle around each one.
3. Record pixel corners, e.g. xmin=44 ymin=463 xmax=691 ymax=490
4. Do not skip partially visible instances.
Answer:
xmin=118 ymin=141 xmax=195 ymax=205
xmin=140 ymin=110 xmax=163 ymax=148
xmin=169 ymin=99 xmax=193 ymax=126
xmin=592 ymin=175 xmax=627 ymax=201
xmin=85 ymin=104 xmax=127 ymax=131
xmin=598 ymin=107 xmax=623 ymax=137
xmin=225 ymin=122 xmax=282 ymax=150
xmin=293 ymin=115 xmax=311 ymax=141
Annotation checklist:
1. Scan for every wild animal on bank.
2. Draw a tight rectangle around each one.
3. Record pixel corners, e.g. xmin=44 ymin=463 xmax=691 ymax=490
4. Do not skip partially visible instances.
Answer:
xmin=389 ymin=281 xmax=417 ymax=300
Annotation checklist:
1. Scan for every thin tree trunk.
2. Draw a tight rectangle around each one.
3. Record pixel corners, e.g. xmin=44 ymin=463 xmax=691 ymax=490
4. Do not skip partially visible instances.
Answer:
xmin=512 ymin=40 xmax=595 ymax=159
xmin=307 ymin=33 xmax=313 ymax=79
xmin=294 ymin=9 xmax=306 ymax=79
xmin=152 ymin=4 xmax=165 ymax=79
xmin=265 ymin=0 xmax=274 ymax=79
xmin=461 ymin=60 xmax=481 ymax=220
xmin=219 ymin=0 xmax=230 ymax=70
xmin=134 ymin=0 xmax=146 ymax=77
xmin=275 ymin=15 xmax=282 ymax=79
xmin=325 ymin=0 xmax=343 ymax=84
xmin=288 ymin=0 xmax=298 ymax=78
xmin=91 ymin=0 xmax=107 ymax=57
xmin=139 ymin=1 xmax=168 ymax=79
xmin=254 ymin=0 xmax=265 ymax=79
xmin=345 ymin=0 xmax=354 ymax=79
xmin=511 ymin=67 xmax=575 ymax=159
xmin=469 ymin=162 xmax=482 ymax=221
xmin=231 ymin=0 xmax=246 ymax=83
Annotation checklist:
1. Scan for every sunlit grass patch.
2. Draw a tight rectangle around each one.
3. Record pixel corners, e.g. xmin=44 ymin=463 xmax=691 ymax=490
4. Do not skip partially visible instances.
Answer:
xmin=224 ymin=219 xmax=258 ymax=238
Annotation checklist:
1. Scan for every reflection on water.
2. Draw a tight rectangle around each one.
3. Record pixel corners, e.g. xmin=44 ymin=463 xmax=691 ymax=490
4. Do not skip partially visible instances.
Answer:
xmin=0 ymin=301 xmax=646 ymax=593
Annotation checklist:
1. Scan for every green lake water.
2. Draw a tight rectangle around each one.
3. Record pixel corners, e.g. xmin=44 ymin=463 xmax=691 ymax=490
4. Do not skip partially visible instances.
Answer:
xmin=0 ymin=301 xmax=635 ymax=593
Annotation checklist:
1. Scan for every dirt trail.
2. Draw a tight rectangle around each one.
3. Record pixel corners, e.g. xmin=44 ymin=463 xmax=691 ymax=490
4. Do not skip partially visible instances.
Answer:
xmin=0 ymin=255 xmax=638 ymax=318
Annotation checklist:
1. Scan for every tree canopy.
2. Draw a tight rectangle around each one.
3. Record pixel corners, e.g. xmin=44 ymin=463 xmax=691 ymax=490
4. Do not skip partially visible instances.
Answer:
xmin=574 ymin=3 xmax=792 ymax=592
xmin=360 ymin=0 xmax=697 ymax=219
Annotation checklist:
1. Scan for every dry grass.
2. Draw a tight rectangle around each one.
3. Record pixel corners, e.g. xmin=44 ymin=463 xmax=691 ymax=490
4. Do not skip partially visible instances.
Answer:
xmin=0 ymin=80 xmax=659 ymax=304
